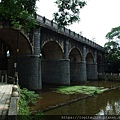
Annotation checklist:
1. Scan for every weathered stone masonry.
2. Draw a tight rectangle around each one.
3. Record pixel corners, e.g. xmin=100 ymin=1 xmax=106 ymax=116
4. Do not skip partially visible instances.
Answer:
xmin=0 ymin=15 xmax=105 ymax=90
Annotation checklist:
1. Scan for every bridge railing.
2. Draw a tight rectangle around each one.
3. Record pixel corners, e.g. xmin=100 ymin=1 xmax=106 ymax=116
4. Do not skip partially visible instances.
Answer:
xmin=36 ymin=14 xmax=104 ymax=51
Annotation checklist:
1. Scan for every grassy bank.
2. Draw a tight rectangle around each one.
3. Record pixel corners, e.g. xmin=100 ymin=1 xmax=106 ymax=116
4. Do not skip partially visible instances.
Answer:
xmin=18 ymin=88 xmax=39 ymax=115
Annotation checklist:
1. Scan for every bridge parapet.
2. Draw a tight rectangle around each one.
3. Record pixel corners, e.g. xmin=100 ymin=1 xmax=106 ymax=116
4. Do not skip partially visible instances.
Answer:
xmin=36 ymin=14 xmax=104 ymax=52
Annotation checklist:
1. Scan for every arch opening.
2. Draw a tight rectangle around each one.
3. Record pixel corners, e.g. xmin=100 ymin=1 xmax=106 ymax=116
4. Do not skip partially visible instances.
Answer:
xmin=41 ymin=41 xmax=64 ymax=60
xmin=86 ymin=52 xmax=98 ymax=80
xmin=0 ymin=28 xmax=32 ymax=55
xmin=97 ymin=55 xmax=104 ymax=74
xmin=69 ymin=48 xmax=82 ymax=62
xmin=86 ymin=52 xmax=94 ymax=64
xmin=41 ymin=41 xmax=70 ymax=85
xmin=97 ymin=55 xmax=102 ymax=65
xmin=0 ymin=39 xmax=9 ymax=70
xmin=0 ymin=28 xmax=33 ymax=81
xmin=69 ymin=48 xmax=82 ymax=82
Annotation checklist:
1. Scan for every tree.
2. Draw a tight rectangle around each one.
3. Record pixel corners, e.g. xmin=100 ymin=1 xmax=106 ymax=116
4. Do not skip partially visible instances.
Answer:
xmin=105 ymin=26 xmax=120 ymax=72
xmin=53 ymin=0 xmax=86 ymax=27
xmin=0 ymin=0 xmax=38 ymax=32
xmin=104 ymin=41 xmax=120 ymax=73
xmin=106 ymin=26 xmax=120 ymax=41
xmin=0 ymin=0 xmax=86 ymax=30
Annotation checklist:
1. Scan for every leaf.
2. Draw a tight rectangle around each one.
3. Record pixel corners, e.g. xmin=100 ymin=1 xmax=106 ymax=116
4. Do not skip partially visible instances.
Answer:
xmin=53 ymin=0 xmax=87 ymax=27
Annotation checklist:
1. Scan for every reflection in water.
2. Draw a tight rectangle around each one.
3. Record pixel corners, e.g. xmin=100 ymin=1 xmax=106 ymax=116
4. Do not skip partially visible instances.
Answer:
xmin=45 ymin=88 xmax=120 ymax=115
xmin=97 ymin=99 xmax=120 ymax=115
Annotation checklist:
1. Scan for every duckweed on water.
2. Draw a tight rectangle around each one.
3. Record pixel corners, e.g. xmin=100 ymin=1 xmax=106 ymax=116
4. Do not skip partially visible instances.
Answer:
xmin=53 ymin=86 xmax=108 ymax=95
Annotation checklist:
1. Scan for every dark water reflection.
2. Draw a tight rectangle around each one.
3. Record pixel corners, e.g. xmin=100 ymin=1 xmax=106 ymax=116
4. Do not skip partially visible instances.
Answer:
xmin=30 ymin=81 xmax=120 ymax=115
xmin=45 ymin=88 xmax=120 ymax=115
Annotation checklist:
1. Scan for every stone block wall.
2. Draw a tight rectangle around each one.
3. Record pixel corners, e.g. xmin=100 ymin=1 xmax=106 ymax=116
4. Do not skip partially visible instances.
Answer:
xmin=8 ymin=55 xmax=42 ymax=90
xmin=70 ymin=61 xmax=87 ymax=82
xmin=86 ymin=64 xmax=98 ymax=80
xmin=42 ymin=59 xmax=70 ymax=85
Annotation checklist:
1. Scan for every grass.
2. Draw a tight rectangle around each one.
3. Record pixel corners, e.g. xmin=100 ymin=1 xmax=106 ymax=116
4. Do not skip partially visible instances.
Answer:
xmin=53 ymin=86 xmax=108 ymax=95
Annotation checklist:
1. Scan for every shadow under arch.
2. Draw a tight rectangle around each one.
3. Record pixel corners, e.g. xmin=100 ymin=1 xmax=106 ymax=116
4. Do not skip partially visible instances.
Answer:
xmin=86 ymin=52 xmax=94 ymax=64
xmin=97 ymin=54 xmax=104 ymax=73
xmin=69 ymin=47 xmax=82 ymax=62
xmin=0 ymin=28 xmax=33 ymax=55
xmin=41 ymin=41 xmax=70 ymax=85
xmin=97 ymin=54 xmax=102 ymax=64
xmin=86 ymin=52 xmax=97 ymax=80
xmin=41 ymin=41 xmax=64 ymax=60
xmin=69 ymin=47 xmax=86 ymax=82
xmin=0 ymin=28 xmax=33 ymax=83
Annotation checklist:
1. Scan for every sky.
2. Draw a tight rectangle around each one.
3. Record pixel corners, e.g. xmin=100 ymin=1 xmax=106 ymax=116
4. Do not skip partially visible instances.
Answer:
xmin=36 ymin=0 xmax=120 ymax=47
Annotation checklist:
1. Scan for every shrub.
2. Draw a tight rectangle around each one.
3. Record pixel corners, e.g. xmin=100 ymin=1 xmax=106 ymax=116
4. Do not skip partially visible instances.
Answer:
xmin=18 ymin=88 xmax=39 ymax=115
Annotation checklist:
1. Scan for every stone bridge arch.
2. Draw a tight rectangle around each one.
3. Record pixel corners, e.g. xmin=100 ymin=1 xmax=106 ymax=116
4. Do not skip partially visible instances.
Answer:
xmin=69 ymin=47 xmax=82 ymax=62
xmin=41 ymin=41 xmax=64 ymax=59
xmin=86 ymin=52 xmax=97 ymax=80
xmin=97 ymin=54 xmax=104 ymax=73
xmin=41 ymin=41 xmax=70 ymax=85
xmin=86 ymin=52 xmax=94 ymax=64
xmin=69 ymin=47 xmax=83 ymax=82
xmin=0 ymin=27 xmax=42 ymax=91
xmin=0 ymin=39 xmax=8 ymax=71
xmin=0 ymin=28 xmax=33 ymax=55
xmin=0 ymin=28 xmax=33 ymax=78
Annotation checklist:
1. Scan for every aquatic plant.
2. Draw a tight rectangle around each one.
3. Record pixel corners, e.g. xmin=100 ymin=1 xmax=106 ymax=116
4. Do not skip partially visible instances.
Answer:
xmin=53 ymin=86 xmax=108 ymax=95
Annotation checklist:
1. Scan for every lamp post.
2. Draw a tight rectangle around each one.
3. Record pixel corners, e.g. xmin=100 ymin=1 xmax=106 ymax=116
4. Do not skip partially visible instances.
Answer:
xmin=14 ymin=30 xmax=20 ymax=85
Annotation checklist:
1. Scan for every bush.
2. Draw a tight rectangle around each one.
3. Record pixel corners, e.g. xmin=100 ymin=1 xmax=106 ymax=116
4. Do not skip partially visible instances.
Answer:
xmin=18 ymin=88 xmax=39 ymax=115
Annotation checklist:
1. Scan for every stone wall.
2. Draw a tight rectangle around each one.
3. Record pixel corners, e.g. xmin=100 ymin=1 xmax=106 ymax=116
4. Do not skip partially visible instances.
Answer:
xmin=42 ymin=59 xmax=70 ymax=85
xmin=8 ymin=55 xmax=42 ymax=90
xmin=87 ymin=64 xmax=98 ymax=80
xmin=70 ymin=61 xmax=87 ymax=82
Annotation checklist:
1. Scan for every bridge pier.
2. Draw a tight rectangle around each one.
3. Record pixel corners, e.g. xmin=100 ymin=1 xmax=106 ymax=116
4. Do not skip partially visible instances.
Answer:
xmin=87 ymin=63 xmax=98 ymax=80
xmin=86 ymin=51 xmax=98 ymax=80
xmin=42 ymin=59 xmax=70 ymax=85
xmin=70 ymin=61 xmax=87 ymax=82
xmin=18 ymin=55 xmax=42 ymax=90
xmin=8 ymin=55 xmax=42 ymax=90
xmin=79 ymin=61 xmax=87 ymax=81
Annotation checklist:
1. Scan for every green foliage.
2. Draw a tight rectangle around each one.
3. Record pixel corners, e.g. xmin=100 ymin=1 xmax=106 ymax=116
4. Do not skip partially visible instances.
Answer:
xmin=53 ymin=86 xmax=108 ymax=95
xmin=105 ymin=25 xmax=120 ymax=72
xmin=106 ymin=26 xmax=120 ymax=39
xmin=18 ymin=88 xmax=39 ymax=115
xmin=104 ymin=41 xmax=120 ymax=72
xmin=104 ymin=41 xmax=120 ymax=63
xmin=0 ymin=0 xmax=38 ymax=32
xmin=53 ymin=0 xmax=86 ymax=27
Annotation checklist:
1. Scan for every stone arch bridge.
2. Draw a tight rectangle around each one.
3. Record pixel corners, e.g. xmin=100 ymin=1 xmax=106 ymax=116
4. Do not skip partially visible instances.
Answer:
xmin=0 ymin=15 xmax=105 ymax=90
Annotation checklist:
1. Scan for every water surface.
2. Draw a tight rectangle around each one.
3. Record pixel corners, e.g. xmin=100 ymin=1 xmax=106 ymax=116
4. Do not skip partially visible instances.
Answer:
xmin=45 ymin=88 xmax=120 ymax=115
xmin=30 ymin=81 xmax=120 ymax=115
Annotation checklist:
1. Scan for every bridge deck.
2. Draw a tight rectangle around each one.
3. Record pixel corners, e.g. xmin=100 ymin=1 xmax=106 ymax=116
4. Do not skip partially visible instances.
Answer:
xmin=0 ymin=83 xmax=13 ymax=119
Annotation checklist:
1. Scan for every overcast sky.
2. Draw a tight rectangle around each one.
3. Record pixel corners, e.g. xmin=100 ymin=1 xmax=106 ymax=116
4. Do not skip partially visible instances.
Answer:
xmin=36 ymin=0 xmax=120 ymax=47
